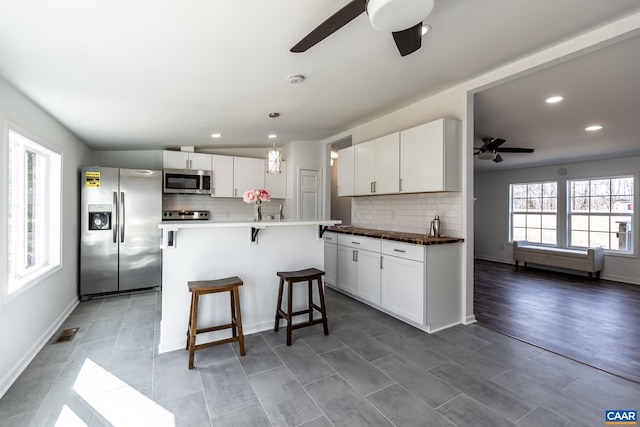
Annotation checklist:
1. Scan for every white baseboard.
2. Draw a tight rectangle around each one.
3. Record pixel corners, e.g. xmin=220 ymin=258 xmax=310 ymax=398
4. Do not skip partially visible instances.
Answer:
xmin=600 ymin=272 xmax=640 ymax=286
xmin=464 ymin=314 xmax=477 ymax=325
xmin=0 ymin=297 xmax=79 ymax=399
xmin=474 ymin=255 xmax=514 ymax=264
xmin=158 ymin=318 xmax=276 ymax=354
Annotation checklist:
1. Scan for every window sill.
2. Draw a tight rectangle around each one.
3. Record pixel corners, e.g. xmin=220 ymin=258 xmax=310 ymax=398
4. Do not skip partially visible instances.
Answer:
xmin=6 ymin=264 xmax=62 ymax=304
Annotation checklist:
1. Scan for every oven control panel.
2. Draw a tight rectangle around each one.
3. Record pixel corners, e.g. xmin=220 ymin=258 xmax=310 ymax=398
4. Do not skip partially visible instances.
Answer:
xmin=162 ymin=210 xmax=210 ymax=221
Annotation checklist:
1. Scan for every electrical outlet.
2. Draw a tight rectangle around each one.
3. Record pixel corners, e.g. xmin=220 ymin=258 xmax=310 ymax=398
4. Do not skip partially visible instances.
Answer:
xmin=499 ymin=244 xmax=505 ymax=251
xmin=226 ymin=211 xmax=230 ymax=218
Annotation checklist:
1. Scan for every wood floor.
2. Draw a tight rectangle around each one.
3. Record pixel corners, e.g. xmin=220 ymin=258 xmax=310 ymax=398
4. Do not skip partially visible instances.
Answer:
xmin=474 ymin=259 xmax=640 ymax=383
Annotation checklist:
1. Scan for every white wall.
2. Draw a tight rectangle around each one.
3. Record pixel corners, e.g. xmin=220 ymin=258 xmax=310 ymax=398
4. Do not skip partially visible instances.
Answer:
xmin=475 ymin=156 xmax=640 ymax=285
xmin=0 ymin=77 xmax=93 ymax=397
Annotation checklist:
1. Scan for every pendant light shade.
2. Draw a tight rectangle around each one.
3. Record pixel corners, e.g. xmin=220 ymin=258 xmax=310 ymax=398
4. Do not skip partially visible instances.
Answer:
xmin=266 ymin=113 xmax=282 ymax=174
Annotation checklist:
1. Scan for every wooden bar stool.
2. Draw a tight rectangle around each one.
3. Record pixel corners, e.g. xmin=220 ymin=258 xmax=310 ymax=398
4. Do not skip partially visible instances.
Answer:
xmin=186 ymin=276 xmax=245 ymax=369
xmin=274 ymin=268 xmax=329 ymax=346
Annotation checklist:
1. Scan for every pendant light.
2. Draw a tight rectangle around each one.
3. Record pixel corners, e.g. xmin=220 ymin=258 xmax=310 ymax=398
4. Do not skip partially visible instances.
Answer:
xmin=266 ymin=112 xmax=282 ymax=174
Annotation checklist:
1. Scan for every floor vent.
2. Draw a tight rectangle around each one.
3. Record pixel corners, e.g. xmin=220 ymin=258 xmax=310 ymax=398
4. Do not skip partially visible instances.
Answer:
xmin=53 ymin=328 xmax=79 ymax=344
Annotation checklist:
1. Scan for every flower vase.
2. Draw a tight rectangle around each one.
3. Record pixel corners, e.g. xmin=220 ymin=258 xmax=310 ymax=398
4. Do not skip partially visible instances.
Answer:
xmin=254 ymin=203 xmax=262 ymax=222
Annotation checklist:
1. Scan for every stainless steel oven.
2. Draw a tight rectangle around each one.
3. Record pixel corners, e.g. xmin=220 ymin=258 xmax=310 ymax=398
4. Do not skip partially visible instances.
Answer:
xmin=163 ymin=169 xmax=212 ymax=194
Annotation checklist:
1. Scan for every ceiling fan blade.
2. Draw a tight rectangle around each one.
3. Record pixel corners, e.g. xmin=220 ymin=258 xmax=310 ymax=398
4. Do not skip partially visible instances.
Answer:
xmin=493 ymin=153 xmax=504 ymax=163
xmin=392 ymin=22 xmax=422 ymax=57
xmin=497 ymin=147 xmax=535 ymax=153
xmin=290 ymin=0 xmax=366 ymax=53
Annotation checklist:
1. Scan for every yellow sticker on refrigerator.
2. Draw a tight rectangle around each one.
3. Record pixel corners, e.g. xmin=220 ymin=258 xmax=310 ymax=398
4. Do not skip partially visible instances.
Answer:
xmin=85 ymin=171 xmax=100 ymax=187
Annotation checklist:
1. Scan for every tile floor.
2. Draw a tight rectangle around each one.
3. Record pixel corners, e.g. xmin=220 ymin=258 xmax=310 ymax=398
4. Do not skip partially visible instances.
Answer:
xmin=1 ymin=288 xmax=639 ymax=426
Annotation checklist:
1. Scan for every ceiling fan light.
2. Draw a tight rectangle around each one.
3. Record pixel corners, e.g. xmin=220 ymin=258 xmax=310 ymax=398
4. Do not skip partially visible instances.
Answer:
xmin=477 ymin=150 xmax=497 ymax=160
xmin=367 ymin=0 xmax=435 ymax=32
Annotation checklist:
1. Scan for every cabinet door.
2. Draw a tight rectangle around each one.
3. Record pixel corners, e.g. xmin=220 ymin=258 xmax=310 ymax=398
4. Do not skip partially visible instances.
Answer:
xmin=354 ymin=141 xmax=376 ymax=195
xmin=233 ymin=157 xmax=265 ymax=198
xmin=337 ymin=146 xmax=354 ymax=196
xmin=265 ymin=160 xmax=287 ymax=199
xmin=375 ymin=133 xmax=400 ymax=194
xmin=162 ymin=151 xmax=190 ymax=169
xmin=211 ymin=155 xmax=234 ymax=198
xmin=381 ymin=255 xmax=425 ymax=324
xmin=189 ymin=152 xmax=212 ymax=170
xmin=324 ymin=241 xmax=338 ymax=287
xmin=400 ymin=120 xmax=444 ymax=193
xmin=337 ymin=245 xmax=358 ymax=295
xmin=357 ymin=250 xmax=381 ymax=305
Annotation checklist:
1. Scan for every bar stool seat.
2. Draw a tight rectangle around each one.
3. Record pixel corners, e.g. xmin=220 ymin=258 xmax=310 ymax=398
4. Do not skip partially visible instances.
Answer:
xmin=274 ymin=268 xmax=328 ymax=346
xmin=186 ymin=276 xmax=245 ymax=369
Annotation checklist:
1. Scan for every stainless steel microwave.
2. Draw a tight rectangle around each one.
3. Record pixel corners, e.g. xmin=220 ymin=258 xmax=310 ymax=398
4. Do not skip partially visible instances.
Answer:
xmin=163 ymin=169 xmax=212 ymax=194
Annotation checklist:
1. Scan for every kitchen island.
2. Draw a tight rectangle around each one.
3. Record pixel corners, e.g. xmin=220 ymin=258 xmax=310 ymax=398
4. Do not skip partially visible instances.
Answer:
xmin=157 ymin=219 xmax=340 ymax=353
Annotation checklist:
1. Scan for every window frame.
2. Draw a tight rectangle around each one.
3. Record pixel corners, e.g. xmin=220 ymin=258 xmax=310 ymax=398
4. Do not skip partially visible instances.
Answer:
xmin=509 ymin=181 xmax=558 ymax=246
xmin=567 ymin=175 xmax=635 ymax=254
xmin=4 ymin=124 xmax=62 ymax=302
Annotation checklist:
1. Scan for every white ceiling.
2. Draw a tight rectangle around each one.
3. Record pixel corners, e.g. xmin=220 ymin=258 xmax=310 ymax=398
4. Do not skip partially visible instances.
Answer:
xmin=1 ymin=0 xmax=640 ymax=161
xmin=473 ymin=32 xmax=640 ymax=172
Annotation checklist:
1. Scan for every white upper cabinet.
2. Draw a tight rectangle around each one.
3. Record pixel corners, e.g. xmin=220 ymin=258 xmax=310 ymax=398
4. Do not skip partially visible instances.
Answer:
xmin=265 ymin=160 xmax=287 ymax=199
xmin=399 ymin=118 xmax=461 ymax=193
xmin=211 ymin=154 xmax=234 ymax=198
xmin=337 ymin=146 xmax=355 ymax=197
xmin=354 ymin=133 xmax=399 ymax=195
xmin=162 ymin=150 xmax=212 ymax=170
xmin=233 ymin=157 xmax=265 ymax=198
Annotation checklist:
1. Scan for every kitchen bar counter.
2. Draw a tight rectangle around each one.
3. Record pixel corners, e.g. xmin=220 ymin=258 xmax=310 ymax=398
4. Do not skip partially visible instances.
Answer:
xmin=158 ymin=219 xmax=340 ymax=353
xmin=327 ymin=226 xmax=464 ymax=245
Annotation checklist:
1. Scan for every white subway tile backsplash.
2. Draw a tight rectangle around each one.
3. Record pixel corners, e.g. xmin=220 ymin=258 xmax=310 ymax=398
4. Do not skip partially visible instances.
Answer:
xmin=163 ymin=194 xmax=292 ymax=221
xmin=352 ymin=192 xmax=463 ymax=236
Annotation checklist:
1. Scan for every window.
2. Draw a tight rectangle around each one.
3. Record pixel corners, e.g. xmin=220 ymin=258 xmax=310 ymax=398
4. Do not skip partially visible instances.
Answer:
xmin=7 ymin=129 xmax=61 ymax=295
xmin=510 ymin=182 xmax=557 ymax=245
xmin=568 ymin=176 xmax=634 ymax=252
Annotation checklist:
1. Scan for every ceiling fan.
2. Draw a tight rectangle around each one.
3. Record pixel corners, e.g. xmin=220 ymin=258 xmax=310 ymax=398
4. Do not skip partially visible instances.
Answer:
xmin=290 ymin=0 xmax=435 ymax=57
xmin=474 ymin=137 xmax=534 ymax=163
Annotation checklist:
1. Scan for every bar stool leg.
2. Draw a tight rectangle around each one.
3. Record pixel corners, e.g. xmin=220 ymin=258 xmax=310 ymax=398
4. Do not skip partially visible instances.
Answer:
xmin=186 ymin=292 xmax=195 ymax=350
xmin=233 ymin=286 xmax=246 ymax=356
xmin=317 ymin=276 xmax=329 ymax=336
xmin=286 ymin=280 xmax=293 ymax=346
xmin=308 ymin=279 xmax=313 ymax=323
xmin=274 ymin=278 xmax=284 ymax=332
xmin=188 ymin=292 xmax=200 ymax=370
xmin=230 ymin=289 xmax=237 ymax=338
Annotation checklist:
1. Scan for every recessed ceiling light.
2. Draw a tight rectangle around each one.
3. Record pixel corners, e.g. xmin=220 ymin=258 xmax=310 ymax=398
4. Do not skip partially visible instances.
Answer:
xmin=545 ymin=96 xmax=564 ymax=104
xmin=421 ymin=24 xmax=431 ymax=36
xmin=211 ymin=133 xmax=222 ymax=138
xmin=268 ymin=133 xmax=277 ymax=139
xmin=585 ymin=125 xmax=603 ymax=132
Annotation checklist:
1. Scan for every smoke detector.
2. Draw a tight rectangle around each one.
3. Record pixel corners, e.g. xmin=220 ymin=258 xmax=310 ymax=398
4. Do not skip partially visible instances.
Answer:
xmin=287 ymin=74 xmax=305 ymax=84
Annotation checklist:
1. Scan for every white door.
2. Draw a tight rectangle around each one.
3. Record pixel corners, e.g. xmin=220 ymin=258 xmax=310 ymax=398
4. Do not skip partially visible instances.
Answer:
xmin=299 ymin=168 xmax=321 ymax=220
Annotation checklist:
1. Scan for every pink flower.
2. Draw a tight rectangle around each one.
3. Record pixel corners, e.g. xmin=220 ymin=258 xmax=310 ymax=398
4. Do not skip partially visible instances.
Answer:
xmin=243 ymin=188 xmax=271 ymax=204
xmin=243 ymin=190 xmax=257 ymax=203
xmin=258 ymin=189 xmax=271 ymax=202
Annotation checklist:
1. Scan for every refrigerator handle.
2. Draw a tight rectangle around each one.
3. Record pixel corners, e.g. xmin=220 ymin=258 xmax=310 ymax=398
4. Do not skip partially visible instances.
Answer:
xmin=120 ymin=191 xmax=125 ymax=243
xmin=113 ymin=191 xmax=118 ymax=243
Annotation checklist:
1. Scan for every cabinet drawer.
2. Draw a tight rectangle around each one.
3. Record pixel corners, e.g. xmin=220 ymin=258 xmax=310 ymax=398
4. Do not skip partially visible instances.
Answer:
xmin=338 ymin=234 xmax=381 ymax=252
xmin=381 ymin=241 xmax=425 ymax=262
xmin=323 ymin=232 xmax=338 ymax=244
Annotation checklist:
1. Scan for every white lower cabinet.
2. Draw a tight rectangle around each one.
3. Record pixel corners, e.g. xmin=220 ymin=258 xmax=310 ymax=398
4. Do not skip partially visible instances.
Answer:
xmin=337 ymin=245 xmax=358 ymax=295
xmin=381 ymin=253 xmax=425 ymax=324
xmin=325 ymin=233 xmax=461 ymax=332
xmin=323 ymin=233 xmax=337 ymax=287
xmin=356 ymin=249 xmax=381 ymax=305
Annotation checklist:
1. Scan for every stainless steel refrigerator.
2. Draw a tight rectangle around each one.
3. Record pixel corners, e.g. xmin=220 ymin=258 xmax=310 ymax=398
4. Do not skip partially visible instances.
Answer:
xmin=80 ymin=166 xmax=162 ymax=299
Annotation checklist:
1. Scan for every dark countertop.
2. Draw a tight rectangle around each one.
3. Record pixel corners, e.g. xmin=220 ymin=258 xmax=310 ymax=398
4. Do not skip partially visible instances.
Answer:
xmin=326 ymin=226 xmax=464 ymax=246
